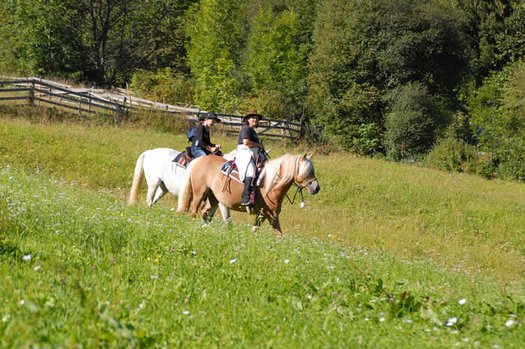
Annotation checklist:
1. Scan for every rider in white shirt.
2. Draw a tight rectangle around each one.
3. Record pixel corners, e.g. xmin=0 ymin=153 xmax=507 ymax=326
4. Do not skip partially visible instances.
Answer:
xmin=236 ymin=110 xmax=264 ymax=206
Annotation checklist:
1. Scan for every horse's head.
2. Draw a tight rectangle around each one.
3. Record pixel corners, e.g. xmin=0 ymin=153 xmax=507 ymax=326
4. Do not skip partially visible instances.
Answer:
xmin=295 ymin=154 xmax=320 ymax=195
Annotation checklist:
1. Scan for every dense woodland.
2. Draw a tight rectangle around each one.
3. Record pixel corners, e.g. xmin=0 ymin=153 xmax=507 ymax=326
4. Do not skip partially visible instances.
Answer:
xmin=1 ymin=0 xmax=525 ymax=180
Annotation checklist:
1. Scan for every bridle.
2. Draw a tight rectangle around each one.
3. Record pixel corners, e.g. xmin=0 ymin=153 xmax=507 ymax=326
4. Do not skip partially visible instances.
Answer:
xmin=285 ymin=156 xmax=318 ymax=206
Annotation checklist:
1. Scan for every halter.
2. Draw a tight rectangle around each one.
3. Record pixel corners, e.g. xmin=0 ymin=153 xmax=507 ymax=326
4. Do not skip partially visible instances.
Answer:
xmin=285 ymin=156 xmax=318 ymax=206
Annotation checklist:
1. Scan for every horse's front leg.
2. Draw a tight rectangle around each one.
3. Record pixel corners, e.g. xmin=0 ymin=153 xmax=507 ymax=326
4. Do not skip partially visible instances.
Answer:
xmin=251 ymin=213 xmax=266 ymax=233
xmin=270 ymin=216 xmax=283 ymax=237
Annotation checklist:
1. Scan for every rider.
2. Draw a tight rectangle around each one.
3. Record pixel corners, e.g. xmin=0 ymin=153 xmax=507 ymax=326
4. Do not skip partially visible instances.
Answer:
xmin=236 ymin=110 xmax=265 ymax=206
xmin=191 ymin=112 xmax=222 ymax=158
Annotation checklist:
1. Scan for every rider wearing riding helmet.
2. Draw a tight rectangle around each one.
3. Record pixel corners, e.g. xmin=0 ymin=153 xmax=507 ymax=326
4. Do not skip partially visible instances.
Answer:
xmin=191 ymin=112 xmax=221 ymax=158
xmin=236 ymin=110 xmax=265 ymax=206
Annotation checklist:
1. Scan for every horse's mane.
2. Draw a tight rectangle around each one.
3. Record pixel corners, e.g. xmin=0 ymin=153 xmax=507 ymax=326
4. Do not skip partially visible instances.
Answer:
xmin=262 ymin=154 xmax=314 ymax=190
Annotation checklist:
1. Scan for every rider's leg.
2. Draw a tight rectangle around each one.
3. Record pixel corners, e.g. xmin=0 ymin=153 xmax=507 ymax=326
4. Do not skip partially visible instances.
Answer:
xmin=241 ymin=177 xmax=253 ymax=205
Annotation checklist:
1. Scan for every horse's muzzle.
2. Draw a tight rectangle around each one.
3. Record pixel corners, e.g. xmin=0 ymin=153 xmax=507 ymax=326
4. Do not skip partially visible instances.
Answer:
xmin=308 ymin=180 xmax=320 ymax=195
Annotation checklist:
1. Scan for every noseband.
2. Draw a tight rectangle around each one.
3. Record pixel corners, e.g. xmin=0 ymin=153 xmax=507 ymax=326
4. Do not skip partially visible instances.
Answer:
xmin=285 ymin=157 xmax=317 ymax=205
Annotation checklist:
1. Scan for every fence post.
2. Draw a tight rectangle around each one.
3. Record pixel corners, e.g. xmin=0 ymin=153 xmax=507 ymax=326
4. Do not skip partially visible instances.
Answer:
xmin=28 ymin=79 xmax=35 ymax=106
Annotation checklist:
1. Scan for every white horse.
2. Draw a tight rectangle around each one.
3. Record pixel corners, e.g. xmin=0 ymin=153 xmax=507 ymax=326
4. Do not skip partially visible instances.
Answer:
xmin=128 ymin=148 xmax=233 ymax=222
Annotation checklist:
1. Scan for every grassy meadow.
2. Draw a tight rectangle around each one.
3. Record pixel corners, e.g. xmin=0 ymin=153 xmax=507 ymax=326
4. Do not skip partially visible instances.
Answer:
xmin=1 ymin=109 xmax=524 ymax=347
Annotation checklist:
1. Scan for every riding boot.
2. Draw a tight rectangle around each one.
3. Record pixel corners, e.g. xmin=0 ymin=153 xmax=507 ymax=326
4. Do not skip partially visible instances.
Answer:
xmin=241 ymin=177 xmax=253 ymax=206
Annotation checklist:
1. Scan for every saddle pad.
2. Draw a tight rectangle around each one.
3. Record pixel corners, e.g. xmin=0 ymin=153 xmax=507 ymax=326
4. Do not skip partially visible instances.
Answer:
xmin=220 ymin=160 xmax=243 ymax=184
xmin=173 ymin=152 xmax=191 ymax=167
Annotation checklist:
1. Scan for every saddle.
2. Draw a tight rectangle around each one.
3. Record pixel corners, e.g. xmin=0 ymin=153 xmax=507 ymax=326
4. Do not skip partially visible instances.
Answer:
xmin=172 ymin=147 xmax=193 ymax=167
xmin=220 ymin=160 xmax=242 ymax=183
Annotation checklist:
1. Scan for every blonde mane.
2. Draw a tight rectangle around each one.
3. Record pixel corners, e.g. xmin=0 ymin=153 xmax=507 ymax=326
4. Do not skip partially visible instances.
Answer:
xmin=262 ymin=154 xmax=314 ymax=190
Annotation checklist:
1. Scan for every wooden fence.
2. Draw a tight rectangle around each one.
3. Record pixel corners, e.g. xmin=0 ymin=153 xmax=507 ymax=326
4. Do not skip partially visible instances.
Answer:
xmin=0 ymin=77 xmax=308 ymax=141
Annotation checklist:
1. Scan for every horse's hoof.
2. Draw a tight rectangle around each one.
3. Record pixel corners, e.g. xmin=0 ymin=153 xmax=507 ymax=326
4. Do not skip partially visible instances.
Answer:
xmin=251 ymin=226 xmax=259 ymax=234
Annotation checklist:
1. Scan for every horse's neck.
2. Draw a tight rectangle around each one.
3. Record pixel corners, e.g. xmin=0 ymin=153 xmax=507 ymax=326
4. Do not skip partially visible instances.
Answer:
xmin=261 ymin=160 xmax=297 ymax=199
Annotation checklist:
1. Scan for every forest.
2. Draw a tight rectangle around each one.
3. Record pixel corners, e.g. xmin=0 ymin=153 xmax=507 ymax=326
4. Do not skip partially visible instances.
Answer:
xmin=1 ymin=0 xmax=525 ymax=180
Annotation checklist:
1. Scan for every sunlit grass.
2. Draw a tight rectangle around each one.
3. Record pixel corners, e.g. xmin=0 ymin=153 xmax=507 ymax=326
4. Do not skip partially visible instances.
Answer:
xmin=1 ymin=110 xmax=525 ymax=346
xmin=1 ymin=166 xmax=524 ymax=348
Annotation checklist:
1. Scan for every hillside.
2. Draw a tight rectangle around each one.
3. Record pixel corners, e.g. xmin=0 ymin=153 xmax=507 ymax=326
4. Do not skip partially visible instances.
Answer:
xmin=1 ymin=112 xmax=524 ymax=347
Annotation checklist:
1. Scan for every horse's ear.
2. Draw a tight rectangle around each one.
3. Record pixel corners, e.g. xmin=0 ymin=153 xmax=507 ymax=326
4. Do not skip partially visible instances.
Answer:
xmin=306 ymin=153 xmax=313 ymax=160
xmin=301 ymin=153 xmax=307 ymax=161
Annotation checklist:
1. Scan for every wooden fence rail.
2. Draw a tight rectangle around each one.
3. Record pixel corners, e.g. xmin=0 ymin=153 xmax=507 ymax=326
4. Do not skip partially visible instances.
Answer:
xmin=0 ymin=77 xmax=312 ymax=141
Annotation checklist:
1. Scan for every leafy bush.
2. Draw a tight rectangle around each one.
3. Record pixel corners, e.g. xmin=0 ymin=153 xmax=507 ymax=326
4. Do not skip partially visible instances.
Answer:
xmin=129 ymin=68 xmax=195 ymax=106
xmin=425 ymin=136 xmax=487 ymax=175
xmin=494 ymin=137 xmax=525 ymax=181
xmin=384 ymin=82 xmax=443 ymax=161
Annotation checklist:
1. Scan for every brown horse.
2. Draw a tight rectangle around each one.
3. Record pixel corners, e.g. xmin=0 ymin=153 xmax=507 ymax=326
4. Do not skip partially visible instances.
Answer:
xmin=177 ymin=153 xmax=320 ymax=235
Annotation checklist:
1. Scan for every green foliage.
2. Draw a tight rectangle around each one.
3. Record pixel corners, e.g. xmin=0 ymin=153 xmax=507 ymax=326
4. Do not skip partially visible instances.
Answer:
xmin=0 ymin=0 xmax=195 ymax=85
xmin=384 ymin=83 xmax=442 ymax=160
xmin=425 ymin=136 xmax=486 ymax=175
xmin=496 ymin=2 xmax=525 ymax=64
xmin=185 ymin=0 xmax=245 ymax=112
xmin=246 ymin=6 xmax=308 ymax=118
xmin=129 ymin=68 xmax=194 ymax=106
xmin=494 ymin=137 xmax=525 ymax=181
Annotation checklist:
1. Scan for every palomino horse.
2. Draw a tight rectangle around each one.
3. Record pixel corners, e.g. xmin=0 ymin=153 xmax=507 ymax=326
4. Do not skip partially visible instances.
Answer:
xmin=177 ymin=153 xmax=320 ymax=235
xmin=128 ymin=148 xmax=233 ymax=221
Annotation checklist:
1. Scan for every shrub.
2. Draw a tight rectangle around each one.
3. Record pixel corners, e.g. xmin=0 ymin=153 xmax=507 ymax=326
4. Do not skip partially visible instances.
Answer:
xmin=425 ymin=136 xmax=485 ymax=175
xmin=494 ymin=137 xmax=525 ymax=181
xmin=384 ymin=82 xmax=443 ymax=161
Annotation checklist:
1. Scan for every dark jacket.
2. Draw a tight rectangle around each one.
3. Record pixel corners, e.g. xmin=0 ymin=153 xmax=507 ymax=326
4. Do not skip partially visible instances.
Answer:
xmin=192 ymin=124 xmax=215 ymax=154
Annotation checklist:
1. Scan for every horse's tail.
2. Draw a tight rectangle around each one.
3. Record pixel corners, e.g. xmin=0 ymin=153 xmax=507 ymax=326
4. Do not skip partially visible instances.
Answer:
xmin=128 ymin=151 xmax=147 ymax=205
xmin=177 ymin=160 xmax=195 ymax=213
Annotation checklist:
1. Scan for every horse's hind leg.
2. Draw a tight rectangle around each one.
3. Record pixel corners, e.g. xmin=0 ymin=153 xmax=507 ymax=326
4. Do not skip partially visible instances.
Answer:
xmin=152 ymin=182 xmax=168 ymax=205
xmin=146 ymin=181 xmax=161 ymax=207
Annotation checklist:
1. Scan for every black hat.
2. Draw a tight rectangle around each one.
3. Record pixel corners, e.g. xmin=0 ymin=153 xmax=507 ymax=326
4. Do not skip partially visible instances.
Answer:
xmin=204 ymin=112 xmax=221 ymax=122
xmin=243 ymin=110 xmax=263 ymax=121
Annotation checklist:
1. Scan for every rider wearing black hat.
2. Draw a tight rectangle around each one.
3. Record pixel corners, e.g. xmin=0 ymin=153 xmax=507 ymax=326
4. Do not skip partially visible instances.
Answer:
xmin=191 ymin=112 xmax=222 ymax=158
xmin=236 ymin=110 xmax=265 ymax=206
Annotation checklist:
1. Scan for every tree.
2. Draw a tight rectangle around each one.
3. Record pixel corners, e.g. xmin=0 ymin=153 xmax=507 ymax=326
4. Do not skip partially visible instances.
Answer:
xmin=186 ymin=0 xmax=246 ymax=111
xmin=246 ymin=6 xmax=308 ymax=118
xmin=384 ymin=82 xmax=443 ymax=160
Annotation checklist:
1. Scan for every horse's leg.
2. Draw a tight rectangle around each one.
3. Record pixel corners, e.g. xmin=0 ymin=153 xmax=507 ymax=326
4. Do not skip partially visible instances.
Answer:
xmin=201 ymin=197 xmax=217 ymax=225
xmin=145 ymin=181 xmax=161 ymax=207
xmin=269 ymin=216 xmax=283 ymax=237
xmin=151 ymin=182 xmax=168 ymax=205
xmin=251 ymin=213 xmax=266 ymax=233
xmin=218 ymin=204 xmax=231 ymax=224
xmin=189 ymin=187 xmax=209 ymax=217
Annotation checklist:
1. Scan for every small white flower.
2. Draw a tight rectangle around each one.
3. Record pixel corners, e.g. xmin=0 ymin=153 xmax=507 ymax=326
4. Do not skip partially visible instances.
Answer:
xmin=229 ymin=258 xmax=237 ymax=264
xmin=18 ymin=300 xmax=25 ymax=306
xmin=182 ymin=310 xmax=190 ymax=315
xmin=170 ymin=208 xmax=175 ymax=211
xmin=446 ymin=317 xmax=458 ymax=326
xmin=379 ymin=317 xmax=385 ymax=322
xmin=150 ymin=274 xmax=159 ymax=279
xmin=505 ymin=320 xmax=516 ymax=328
xmin=300 ymin=202 xmax=305 ymax=208
xmin=458 ymin=299 xmax=467 ymax=305
xmin=284 ymin=259 xmax=289 ymax=264
xmin=33 ymin=265 xmax=41 ymax=271
xmin=22 ymin=254 xmax=32 ymax=262
xmin=2 ymin=314 xmax=10 ymax=322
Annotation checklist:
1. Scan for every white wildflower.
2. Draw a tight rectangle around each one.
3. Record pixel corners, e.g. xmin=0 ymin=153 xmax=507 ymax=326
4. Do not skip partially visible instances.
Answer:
xmin=446 ymin=317 xmax=458 ymax=326
xmin=284 ymin=259 xmax=289 ymax=264
xmin=183 ymin=310 xmax=190 ymax=315
xmin=229 ymin=258 xmax=237 ymax=264
xmin=33 ymin=265 xmax=41 ymax=271
xmin=150 ymin=274 xmax=159 ymax=279
xmin=22 ymin=254 xmax=32 ymax=262
xmin=505 ymin=320 xmax=516 ymax=328
xmin=2 ymin=315 xmax=10 ymax=322
xmin=458 ymin=299 xmax=467 ymax=305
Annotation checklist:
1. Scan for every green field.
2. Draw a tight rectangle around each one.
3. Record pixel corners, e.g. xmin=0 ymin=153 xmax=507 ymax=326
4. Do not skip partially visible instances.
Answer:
xmin=1 ymin=112 xmax=524 ymax=347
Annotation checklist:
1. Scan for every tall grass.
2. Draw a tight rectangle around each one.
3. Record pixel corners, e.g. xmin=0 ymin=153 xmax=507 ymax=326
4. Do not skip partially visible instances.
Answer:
xmin=1 ymin=166 xmax=523 ymax=348
xmin=0 ymin=110 xmax=524 ymax=346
